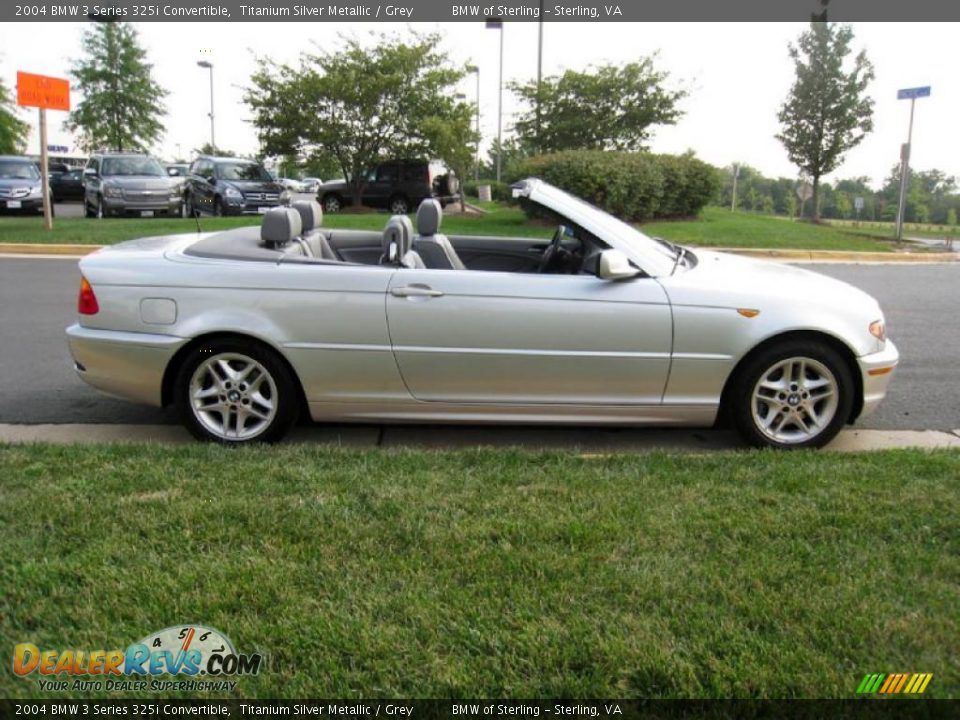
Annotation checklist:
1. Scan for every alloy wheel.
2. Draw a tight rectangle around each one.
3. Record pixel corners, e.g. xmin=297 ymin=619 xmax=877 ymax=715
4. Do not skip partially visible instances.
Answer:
xmin=188 ymin=353 xmax=278 ymax=441
xmin=750 ymin=356 xmax=839 ymax=444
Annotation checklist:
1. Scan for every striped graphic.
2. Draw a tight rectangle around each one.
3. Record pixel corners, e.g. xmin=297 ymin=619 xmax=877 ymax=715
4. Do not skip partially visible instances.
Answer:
xmin=856 ymin=672 xmax=933 ymax=694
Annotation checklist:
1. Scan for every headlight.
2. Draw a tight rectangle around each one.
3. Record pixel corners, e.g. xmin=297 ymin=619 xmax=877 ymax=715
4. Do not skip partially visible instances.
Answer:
xmin=28 ymin=185 xmax=43 ymax=198
xmin=869 ymin=320 xmax=886 ymax=342
xmin=224 ymin=186 xmax=242 ymax=198
xmin=103 ymin=186 xmax=123 ymax=198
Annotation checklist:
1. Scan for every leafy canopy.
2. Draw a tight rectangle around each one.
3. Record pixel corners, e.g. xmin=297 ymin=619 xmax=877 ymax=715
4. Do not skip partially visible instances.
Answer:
xmin=0 ymin=78 xmax=29 ymax=154
xmin=776 ymin=21 xmax=874 ymax=218
xmin=65 ymin=22 xmax=167 ymax=153
xmin=245 ymin=32 xmax=475 ymax=203
xmin=509 ymin=58 xmax=686 ymax=153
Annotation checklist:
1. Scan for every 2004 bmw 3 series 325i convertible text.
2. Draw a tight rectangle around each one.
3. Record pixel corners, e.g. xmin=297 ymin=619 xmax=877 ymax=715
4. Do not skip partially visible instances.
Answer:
xmin=66 ymin=179 xmax=899 ymax=449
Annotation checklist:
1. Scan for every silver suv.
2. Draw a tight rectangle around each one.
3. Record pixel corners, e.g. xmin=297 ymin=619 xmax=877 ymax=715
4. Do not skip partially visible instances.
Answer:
xmin=84 ymin=153 xmax=183 ymax=219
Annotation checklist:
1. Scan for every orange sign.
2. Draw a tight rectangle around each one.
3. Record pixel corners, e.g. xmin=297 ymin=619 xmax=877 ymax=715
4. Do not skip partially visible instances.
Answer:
xmin=16 ymin=71 xmax=70 ymax=111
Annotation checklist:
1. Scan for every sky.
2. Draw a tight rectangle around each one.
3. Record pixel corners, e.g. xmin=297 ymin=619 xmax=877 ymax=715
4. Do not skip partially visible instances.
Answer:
xmin=1 ymin=21 xmax=956 ymax=188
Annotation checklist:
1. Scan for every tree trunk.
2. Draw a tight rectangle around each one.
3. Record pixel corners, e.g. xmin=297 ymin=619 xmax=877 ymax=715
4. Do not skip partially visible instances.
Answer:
xmin=811 ymin=175 xmax=820 ymax=223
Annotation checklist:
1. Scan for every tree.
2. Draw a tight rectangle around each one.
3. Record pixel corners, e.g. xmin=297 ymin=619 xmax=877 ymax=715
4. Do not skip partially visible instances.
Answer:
xmin=246 ymin=32 xmax=475 ymax=207
xmin=0 ymin=77 xmax=29 ymax=154
xmin=509 ymin=59 xmax=685 ymax=153
xmin=194 ymin=142 xmax=237 ymax=158
xmin=66 ymin=22 xmax=167 ymax=152
xmin=776 ymin=21 xmax=874 ymax=221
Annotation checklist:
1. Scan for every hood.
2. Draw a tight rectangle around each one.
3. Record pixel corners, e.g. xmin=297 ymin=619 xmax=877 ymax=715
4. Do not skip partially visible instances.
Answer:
xmin=664 ymin=249 xmax=882 ymax=315
xmin=102 ymin=177 xmax=174 ymax=191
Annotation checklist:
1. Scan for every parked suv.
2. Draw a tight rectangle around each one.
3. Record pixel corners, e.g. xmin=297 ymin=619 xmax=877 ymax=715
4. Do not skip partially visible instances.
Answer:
xmin=0 ymin=155 xmax=51 ymax=215
xmin=319 ymin=159 xmax=459 ymax=214
xmin=185 ymin=156 xmax=290 ymax=216
xmin=84 ymin=153 xmax=182 ymax=218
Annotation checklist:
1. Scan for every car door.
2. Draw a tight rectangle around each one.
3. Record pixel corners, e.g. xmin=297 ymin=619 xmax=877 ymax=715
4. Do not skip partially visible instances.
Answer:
xmin=363 ymin=163 xmax=398 ymax=209
xmin=385 ymin=268 xmax=673 ymax=405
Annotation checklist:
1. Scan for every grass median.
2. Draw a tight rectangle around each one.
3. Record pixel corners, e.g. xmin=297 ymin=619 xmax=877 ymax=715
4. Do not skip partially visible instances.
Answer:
xmin=1 ymin=443 xmax=956 ymax=699
xmin=0 ymin=205 xmax=899 ymax=252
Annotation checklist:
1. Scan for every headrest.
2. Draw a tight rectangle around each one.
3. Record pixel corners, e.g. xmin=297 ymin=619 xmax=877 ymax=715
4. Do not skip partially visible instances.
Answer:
xmin=382 ymin=214 xmax=414 ymax=262
xmin=261 ymin=207 xmax=302 ymax=248
xmin=416 ymin=198 xmax=442 ymax=236
xmin=292 ymin=200 xmax=323 ymax=232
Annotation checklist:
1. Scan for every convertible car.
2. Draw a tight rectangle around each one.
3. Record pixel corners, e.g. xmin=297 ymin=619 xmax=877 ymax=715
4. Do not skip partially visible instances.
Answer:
xmin=66 ymin=179 xmax=898 ymax=448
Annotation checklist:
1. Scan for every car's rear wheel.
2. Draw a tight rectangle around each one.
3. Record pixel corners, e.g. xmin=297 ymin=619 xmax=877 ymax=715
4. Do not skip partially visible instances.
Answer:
xmin=731 ymin=340 xmax=853 ymax=449
xmin=389 ymin=195 xmax=409 ymax=214
xmin=322 ymin=194 xmax=342 ymax=213
xmin=174 ymin=339 xmax=299 ymax=444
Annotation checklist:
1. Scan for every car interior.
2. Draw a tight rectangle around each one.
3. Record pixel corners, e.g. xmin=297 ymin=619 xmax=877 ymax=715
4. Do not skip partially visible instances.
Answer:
xmin=185 ymin=198 xmax=607 ymax=276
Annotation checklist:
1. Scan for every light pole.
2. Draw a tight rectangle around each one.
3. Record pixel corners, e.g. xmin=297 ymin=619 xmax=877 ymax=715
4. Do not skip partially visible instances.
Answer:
xmin=485 ymin=18 xmax=504 ymax=183
xmin=537 ymin=0 xmax=543 ymax=152
xmin=894 ymin=86 xmax=930 ymax=243
xmin=197 ymin=60 xmax=215 ymax=153
xmin=466 ymin=65 xmax=480 ymax=181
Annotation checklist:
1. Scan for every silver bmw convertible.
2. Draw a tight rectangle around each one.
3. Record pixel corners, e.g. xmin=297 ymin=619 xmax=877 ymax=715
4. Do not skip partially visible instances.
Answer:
xmin=66 ymin=179 xmax=898 ymax=449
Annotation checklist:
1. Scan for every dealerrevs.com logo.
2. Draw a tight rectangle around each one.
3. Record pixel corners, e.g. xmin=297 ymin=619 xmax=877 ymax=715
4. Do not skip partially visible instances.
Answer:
xmin=13 ymin=625 xmax=263 ymax=692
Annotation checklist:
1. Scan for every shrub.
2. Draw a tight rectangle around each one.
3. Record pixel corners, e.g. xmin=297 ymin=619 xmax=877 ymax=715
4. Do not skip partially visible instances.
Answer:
xmin=511 ymin=150 xmax=718 ymax=222
xmin=463 ymin=179 xmax=515 ymax=204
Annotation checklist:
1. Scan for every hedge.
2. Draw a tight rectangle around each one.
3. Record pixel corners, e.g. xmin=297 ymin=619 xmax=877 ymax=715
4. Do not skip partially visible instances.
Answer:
xmin=511 ymin=151 xmax=720 ymax=222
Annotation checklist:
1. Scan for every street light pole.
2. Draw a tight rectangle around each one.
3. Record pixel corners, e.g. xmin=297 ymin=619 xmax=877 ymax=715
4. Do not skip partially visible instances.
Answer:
xmin=537 ymin=1 xmax=543 ymax=152
xmin=466 ymin=65 xmax=480 ymax=181
xmin=197 ymin=60 xmax=215 ymax=153
xmin=485 ymin=18 xmax=504 ymax=183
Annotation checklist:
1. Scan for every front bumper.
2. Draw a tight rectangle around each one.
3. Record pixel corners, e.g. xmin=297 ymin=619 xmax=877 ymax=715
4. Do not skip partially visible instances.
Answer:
xmin=0 ymin=196 xmax=43 ymax=212
xmin=66 ymin=324 xmax=187 ymax=407
xmin=103 ymin=196 xmax=182 ymax=216
xmin=857 ymin=339 xmax=899 ymax=419
xmin=224 ymin=195 xmax=286 ymax=215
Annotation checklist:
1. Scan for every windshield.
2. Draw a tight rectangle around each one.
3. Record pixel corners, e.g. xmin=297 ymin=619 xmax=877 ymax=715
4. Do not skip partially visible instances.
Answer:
xmin=0 ymin=160 xmax=40 ymax=180
xmin=101 ymin=157 xmax=165 ymax=177
xmin=527 ymin=182 xmax=678 ymax=276
xmin=217 ymin=162 xmax=273 ymax=182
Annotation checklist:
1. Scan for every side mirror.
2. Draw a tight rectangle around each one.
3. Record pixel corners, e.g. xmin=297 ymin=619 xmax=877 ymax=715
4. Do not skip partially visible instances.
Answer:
xmin=597 ymin=249 xmax=641 ymax=281
xmin=83 ymin=168 xmax=97 ymax=178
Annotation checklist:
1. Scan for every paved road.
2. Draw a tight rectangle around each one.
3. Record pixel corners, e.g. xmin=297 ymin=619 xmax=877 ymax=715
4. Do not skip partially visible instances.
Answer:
xmin=0 ymin=258 xmax=957 ymax=431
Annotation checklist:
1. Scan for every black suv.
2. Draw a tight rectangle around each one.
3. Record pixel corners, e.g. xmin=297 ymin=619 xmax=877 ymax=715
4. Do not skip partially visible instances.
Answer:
xmin=185 ymin=156 xmax=290 ymax=216
xmin=319 ymin=159 xmax=459 ymax=214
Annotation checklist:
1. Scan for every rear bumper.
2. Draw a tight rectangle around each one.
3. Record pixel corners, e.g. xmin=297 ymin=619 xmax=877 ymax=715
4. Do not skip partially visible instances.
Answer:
xmin=66 ymin=324 xmax=187 ymax=407
xmin=857 ymin=339 xmax=899 ymax=419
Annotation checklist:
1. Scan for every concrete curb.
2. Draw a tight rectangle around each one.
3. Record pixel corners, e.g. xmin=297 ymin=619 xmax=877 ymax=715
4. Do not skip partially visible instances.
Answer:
xmin=0 ymin=242 xmax=954 ymax=263
xmin=0 ymin=424 xmax=958 ymax=452
xmin=0 ymin=242 xmax=101 ymax=256
xmin=709 ymin=248 xmax=957 ymax=263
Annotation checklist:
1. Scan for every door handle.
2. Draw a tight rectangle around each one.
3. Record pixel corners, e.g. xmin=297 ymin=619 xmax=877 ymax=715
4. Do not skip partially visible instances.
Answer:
xmin=391 ymin=285 xmax=444 ymax=298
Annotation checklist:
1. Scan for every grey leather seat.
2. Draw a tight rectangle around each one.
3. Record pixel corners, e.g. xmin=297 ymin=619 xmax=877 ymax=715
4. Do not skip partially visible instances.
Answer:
xmin=413 ymin=199 xmax=464 ymax=270
xmin=382 ymin=215 xmax=424 ymax=269
xmin=261 ymin=207 xmax=302 ymax=249
xmin=291 ymin=200 xmax=338 ymax=260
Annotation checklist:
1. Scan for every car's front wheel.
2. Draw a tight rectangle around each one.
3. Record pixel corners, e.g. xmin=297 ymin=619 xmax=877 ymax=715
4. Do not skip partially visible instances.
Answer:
xmin=174 ymin=339 xmax=299 ymax=444
xmin=731 ymin=340 xmax=853 ymax=449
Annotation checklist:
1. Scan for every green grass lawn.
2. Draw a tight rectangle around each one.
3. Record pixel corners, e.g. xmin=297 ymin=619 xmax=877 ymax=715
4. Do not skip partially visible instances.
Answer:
xmin=826 ymin=218 xmax=960 ymax=242
xmin=641 ymin=208 xmax=894 ymax=252
xmin=1 ymin=444 xmax=956 ymax=699
xmin=0 ymin=204 xmax=900 ymax=252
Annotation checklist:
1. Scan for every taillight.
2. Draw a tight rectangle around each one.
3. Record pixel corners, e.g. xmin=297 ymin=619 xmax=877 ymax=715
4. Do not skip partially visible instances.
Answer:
xmin=78 ymin=276 xmax=99 ymax=315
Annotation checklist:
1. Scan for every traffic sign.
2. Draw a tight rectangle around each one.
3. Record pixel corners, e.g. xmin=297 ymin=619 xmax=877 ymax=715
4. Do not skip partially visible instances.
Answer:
xmin=16 ymin=71 xmax=70 ymax=111
xmin=897 ymin=86 xmax=931 ymax=100
xmin=854 ymin=197 xmax=865 ymax=211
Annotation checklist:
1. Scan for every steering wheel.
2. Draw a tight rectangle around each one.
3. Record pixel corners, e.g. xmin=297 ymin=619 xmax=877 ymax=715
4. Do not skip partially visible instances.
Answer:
xmin=538 ymin=225 xmax=570 ymax=274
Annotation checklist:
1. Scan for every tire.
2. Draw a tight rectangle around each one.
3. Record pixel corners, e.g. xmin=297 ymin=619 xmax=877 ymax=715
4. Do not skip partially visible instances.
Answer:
xmin=184 ymin=194 xmax=196 ymax=217
xmin=389 ymin=195 xmax=409 ymax=215
xmin=322 ymin=194 xmax=342 ymax=213
xmin=730 ymin=339 xmax=854 ymax=449
xmin=95 ymin=196 xmax=105 ymax=219
xmin=84 ymin=197 xmax=96 ymax=218
xmin=174 ymin=338 xmax=299 ymax=444
xmin=213 ymin=197 xmax=225 ymax=217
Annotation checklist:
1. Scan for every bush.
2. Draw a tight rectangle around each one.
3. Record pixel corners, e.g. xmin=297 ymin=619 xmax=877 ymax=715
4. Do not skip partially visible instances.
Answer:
xmin=463 ymin=179 xmax=515 ymax=204
xmin=511 ymin=150 xmax=719 ymax=222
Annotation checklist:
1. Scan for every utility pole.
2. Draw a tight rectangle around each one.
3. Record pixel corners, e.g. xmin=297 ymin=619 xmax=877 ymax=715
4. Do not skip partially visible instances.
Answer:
xmin=485 ymin=18 xmax=504 ymax=183
xmin=730 ymin=163 xmax=739 ymax=212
